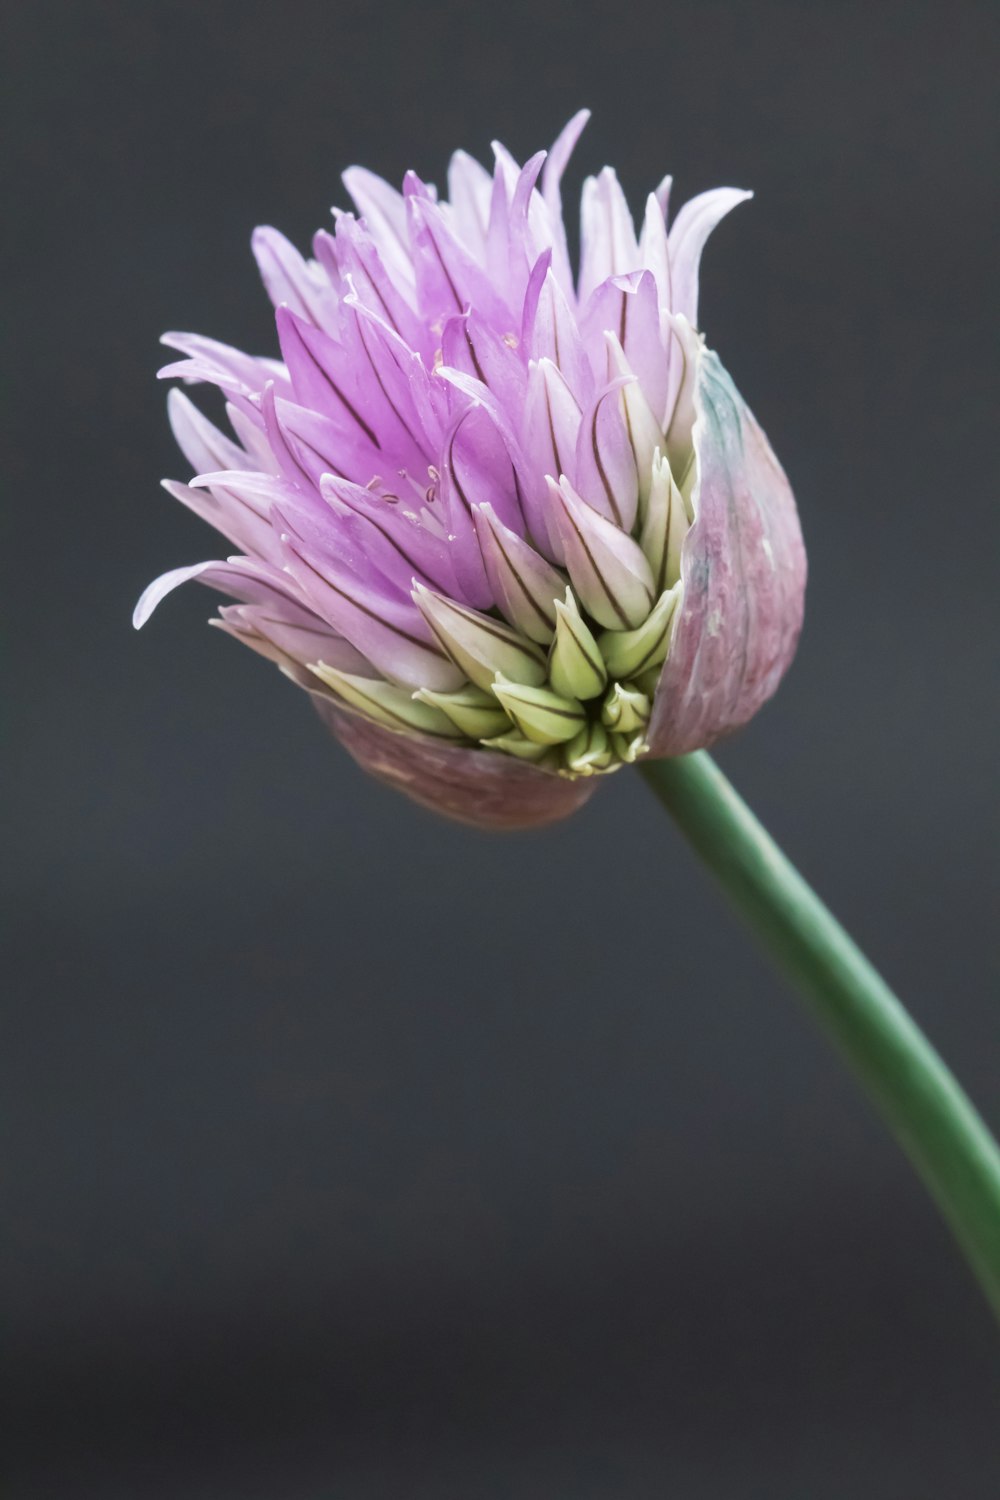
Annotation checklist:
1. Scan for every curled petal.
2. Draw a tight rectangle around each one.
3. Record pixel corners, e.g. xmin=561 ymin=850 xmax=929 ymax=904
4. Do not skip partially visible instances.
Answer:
xmin=667 ymin=187 xmax=752 ymax=328
xmin=647 ymin=347 xmax=806 ymax=757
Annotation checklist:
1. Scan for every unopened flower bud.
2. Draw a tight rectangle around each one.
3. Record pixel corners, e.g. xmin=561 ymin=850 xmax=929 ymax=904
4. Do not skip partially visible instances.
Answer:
xmin=609 ymin=730 xmax=649 ymax=764
xmin=481 ymin=729 xmax=558 ymax=765
xmin=563 ymin=721 xmax=616 ymax=776
xmin=597 ymin=583 xmax=682 ymax=680
xmin=601 ymin=680 xmax=651 ymax=734
xmin=491 ymin=675 xmax=587 ymax=746
xmin=549 ymin=588 xmax=607 ymax=700
xmin=413 ymin=683 xmax=512 ymax=740
xmin=310 ymin=663 xmax=465 ymax=739
xmin=640 ymin=448 xmax=690 ymax=592
xmin=548 ymin=477 xmax=655 ymax=630
xmin=411 ymin=582 xmax=547 ymax=691
xmin=472 ymin=502 xmax=564 ymax=643
xmin=604 ymin=333 xmax=664 ymax=504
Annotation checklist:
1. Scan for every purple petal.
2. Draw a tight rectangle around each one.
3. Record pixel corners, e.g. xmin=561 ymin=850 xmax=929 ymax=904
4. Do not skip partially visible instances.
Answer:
xmin=274 ymin=307 xmax=385 ymax=461
xmin=521 ymin=359 xmax=583 ymax=561
xmin=581 ymin=270 xmax=668 ymax=424
xmin=522 ymin=259 xmax=593 ymax=404
xmin=541 ymin=109 xmax=591 ymax=294
xmin=446 ymin=150 xmax=493 ymax=257
xmin=439 ymin=404 xmax=526 ymax=609
xmin=167 ymin=389 xmax=248 ymax=476
xmin=330 ymin=215 xmax=429 ymax=357
xmin=578 ymin=167 xmax=640 ymax=303
xmin=216 ymin=601 xmax=370 ymax=673
xmin=159 ymin=332 xmax=289 ymax=403
xmin=505 ymin=150 xmax=549 ymax=294
xmin=439 ymin=310 xmax=528 ymax=412
xmin=226 ymin=402 xmax=281 ymax=475
xmin=251 ymin=226 xmax=338 ymax=332
xmin=280 ymin=535 xmax=465 ymax=692
xmin=407 ymin=194 xmax=511 ymax=328
xmin=318 ymin=474 xmax=459 ymax=596
xmin=346 ymin=299 xmax=449 ymax=459
xmin=163 ymin=474 xmax=284 ymax=565
xmin=572 ymin=378 xmax=639 ymax=531
xmin=341 ymin=166 xmax=415 ymax=293
xmin=134 ymin=554 xmax=308 ymax=629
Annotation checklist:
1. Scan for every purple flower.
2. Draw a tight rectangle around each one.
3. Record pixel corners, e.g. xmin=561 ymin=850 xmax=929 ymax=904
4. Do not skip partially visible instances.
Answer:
xmin=137 ymin=112 xmax=806 ymax=828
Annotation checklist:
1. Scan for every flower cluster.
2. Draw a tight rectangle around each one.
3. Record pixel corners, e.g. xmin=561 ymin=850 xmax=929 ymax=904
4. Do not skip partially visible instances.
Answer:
xmin=137 ymin=112 xmax=805 ymax=827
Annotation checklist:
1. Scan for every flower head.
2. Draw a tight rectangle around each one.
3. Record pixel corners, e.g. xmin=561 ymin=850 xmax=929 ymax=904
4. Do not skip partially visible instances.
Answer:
xmin=137 ymin=112 xmax=805 ymax=828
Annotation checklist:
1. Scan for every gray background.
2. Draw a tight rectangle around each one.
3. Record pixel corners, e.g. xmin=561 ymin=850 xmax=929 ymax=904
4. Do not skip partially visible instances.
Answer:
xmin=5 ymin=0 xmax=999 ymax=1494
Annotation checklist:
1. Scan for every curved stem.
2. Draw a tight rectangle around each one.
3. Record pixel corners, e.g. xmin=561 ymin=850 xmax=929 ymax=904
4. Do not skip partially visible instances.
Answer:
xmin=640 ymin=751 xmax=1000 ymax=1318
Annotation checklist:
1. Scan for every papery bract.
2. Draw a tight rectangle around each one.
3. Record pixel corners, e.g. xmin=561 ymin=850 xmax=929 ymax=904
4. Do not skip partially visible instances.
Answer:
xmin=137 ymin=112 xmax=805 ymax=828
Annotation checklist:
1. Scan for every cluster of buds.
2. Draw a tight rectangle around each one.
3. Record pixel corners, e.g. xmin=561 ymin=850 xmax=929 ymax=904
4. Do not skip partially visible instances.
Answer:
xmin=138 ymin=113 xmax=805 ymax=827
xmin=313 ymin=449 xmax=691 ymax=778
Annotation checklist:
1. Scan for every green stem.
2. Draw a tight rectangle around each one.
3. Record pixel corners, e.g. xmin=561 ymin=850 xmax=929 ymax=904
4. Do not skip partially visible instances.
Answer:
xmin=640 ymin=751 xmax=1000 ymax=1318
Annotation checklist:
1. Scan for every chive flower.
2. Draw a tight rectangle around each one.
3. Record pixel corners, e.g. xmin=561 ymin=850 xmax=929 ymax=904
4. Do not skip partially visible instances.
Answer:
xmin=136 ymin=112 xmax=805 ymax=827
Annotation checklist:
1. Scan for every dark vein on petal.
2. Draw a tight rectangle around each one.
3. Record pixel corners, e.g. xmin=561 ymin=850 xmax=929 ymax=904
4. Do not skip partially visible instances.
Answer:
xmin=296 ymin=553 xmax=437 ymax=652
xmin=490 ymin=525 xmax=555 ymax=634
xmin=356 ymin=317 xmax=430 ymax=459
xmin=590 ymin=397 xmax=623 ymax=527
xmin=295 ymin=331 xmax=381 ymax=449
xmin=562 ymin=499 xmax=630 ymax=628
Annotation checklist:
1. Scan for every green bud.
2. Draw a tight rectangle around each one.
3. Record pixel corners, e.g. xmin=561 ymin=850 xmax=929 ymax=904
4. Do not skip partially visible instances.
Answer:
xmin=633 ymin=663 xmax=664 ymax=699
xmin=481 ymin=730 xmax=559 ymax=766
xmin=310 ymin=663 xmax=466 ymax=739
xmin=412 ymin=582 xmax=547 ymax=692
xmin=640 ymin=448 xmax=689 ymax=593
xmin=549 ymin=588 xmax=608 ymax=701
xmin=562 ymin=720 xmax=615 ymax=776
xmin=601 ymin=680 xmax=651 ymax=735
xmin=597 ymin=582 xmax=682 ymax=680
xmin=610 ymin=730 xmax=649 ymax=764
xmin=413 ymin=684 xmax=512 ymax=740
xmin=492 ymin=675 xmax=587 ymax=745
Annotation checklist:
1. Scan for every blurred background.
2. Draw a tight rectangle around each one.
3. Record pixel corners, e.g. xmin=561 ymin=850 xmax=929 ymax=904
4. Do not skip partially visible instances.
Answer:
xmin=5 ymin=0 xmax=999 ymax=1494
